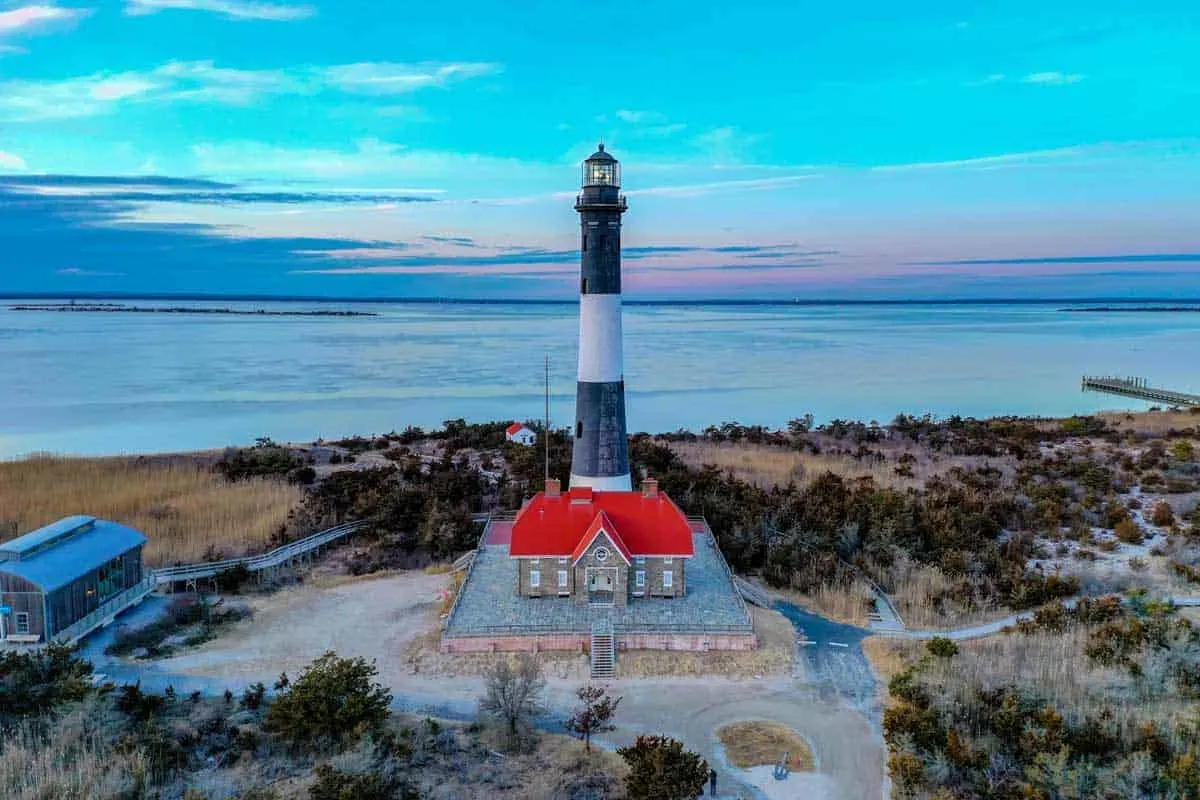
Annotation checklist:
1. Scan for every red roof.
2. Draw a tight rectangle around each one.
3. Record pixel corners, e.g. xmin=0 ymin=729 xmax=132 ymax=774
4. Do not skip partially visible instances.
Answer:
xmin=506 ymin=422 xmax=528 ymax=435
xmin=509 ymin=486 xmax=694 ymax=558
xmin=570 ymin=511 xmax=633 ymax=564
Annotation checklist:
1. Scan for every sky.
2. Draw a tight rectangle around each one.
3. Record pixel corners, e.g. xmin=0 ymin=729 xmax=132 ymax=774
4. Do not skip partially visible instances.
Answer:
xmin=0 ymin=0 xmax=1198 ymax=300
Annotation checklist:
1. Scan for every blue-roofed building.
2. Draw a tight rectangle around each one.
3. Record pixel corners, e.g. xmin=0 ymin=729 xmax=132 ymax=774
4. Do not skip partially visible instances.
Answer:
xmin=0 ymin=515 xmax=148 ymax=643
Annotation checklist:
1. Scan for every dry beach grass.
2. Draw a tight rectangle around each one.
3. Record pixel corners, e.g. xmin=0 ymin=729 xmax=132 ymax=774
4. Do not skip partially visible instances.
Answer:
xmin=717 ymin=721 xmax=815 ymax=772
xmin=0 ymin=454 xmax=300 ymax=566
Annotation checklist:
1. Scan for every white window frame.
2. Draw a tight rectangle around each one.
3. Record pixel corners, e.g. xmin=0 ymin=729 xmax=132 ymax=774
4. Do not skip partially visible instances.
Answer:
xmin=15 ymin=612 xmax=29 ymax=634
xmin=558 ymin=557 xmax=569 ymax=565
xmin=635 ymin=570 xmax=646 ymax=588
xmin=529 ymin=569 xmax=541 ymax=588
xmin=663 ymin=570 xmax=673 ymax=590
xmin=530 ymin=558 xmax=540 ymax=565
xmin=634 ymin=556 xmax=646 ymax=565
xmin=557 ymin=570 xmax=569 ymax=588
xmin=663 ymin=557 xmax=673 ymax=564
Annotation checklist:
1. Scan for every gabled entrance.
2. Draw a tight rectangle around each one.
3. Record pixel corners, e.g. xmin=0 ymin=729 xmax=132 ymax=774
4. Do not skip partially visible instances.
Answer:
xmin=587 ymin=567 xmax=617 ymax=605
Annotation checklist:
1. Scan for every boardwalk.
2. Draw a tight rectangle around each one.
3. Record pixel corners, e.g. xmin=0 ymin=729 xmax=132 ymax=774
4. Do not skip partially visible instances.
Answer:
xmin=1082 ymin=376 xmax=1200 ymax=407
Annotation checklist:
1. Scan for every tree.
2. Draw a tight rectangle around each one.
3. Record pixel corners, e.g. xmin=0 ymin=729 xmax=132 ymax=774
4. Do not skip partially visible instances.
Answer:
xmin=564 ymin=684 xmax=622 ymax=752
xmin=478 ymin=654 xmax=546 ymax=753
xmin=265 ymin=651 xmax=392 ymax=750
xmin=1171 ymin=440 xmax=1195 ymax=462
xmin=926 ymin=637 xmax=959 ymax=659
xmin=0 ymin=645 xmax=93 ymax=722
xmin=618 ymin=735 xmax=709 ymax=800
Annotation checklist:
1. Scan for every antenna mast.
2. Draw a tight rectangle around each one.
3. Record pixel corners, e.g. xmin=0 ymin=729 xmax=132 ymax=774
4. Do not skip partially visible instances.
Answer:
xmin=544 ymin=354 xmax=551 ymax=485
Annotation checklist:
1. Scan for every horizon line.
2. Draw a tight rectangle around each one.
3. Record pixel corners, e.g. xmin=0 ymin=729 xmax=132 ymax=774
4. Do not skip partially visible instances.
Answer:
xmin=3 ymin=292 xmax=1200 ymax=307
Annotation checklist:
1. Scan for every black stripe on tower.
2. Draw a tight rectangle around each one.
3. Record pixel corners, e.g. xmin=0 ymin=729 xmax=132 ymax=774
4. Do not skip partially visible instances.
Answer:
xmin=580 ymin=202 xmax=622 ymax=295
xmin=571 ymin=380 xmax=630 ymax=479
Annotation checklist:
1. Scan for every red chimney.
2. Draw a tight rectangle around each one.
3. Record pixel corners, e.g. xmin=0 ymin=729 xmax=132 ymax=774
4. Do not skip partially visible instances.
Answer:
xmin=642 ymin=478 xmax=659 ymax=498
xmin=545 ymin=478 xmax=561 ymax=497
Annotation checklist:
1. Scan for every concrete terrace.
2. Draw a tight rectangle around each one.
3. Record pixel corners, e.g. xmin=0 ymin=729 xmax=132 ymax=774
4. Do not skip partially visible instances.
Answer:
xmin=445 ymin=526 xmax=752 ymax=638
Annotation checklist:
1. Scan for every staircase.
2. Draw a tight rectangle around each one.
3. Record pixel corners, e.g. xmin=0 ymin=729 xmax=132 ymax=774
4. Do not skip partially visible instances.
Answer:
xmin=590 ymin=618 xmax=615 ymax=679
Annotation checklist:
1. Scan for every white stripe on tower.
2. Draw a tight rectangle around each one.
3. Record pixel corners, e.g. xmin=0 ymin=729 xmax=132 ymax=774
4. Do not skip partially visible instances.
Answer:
xmin=576 ymin=294 xmax=624 ymax=383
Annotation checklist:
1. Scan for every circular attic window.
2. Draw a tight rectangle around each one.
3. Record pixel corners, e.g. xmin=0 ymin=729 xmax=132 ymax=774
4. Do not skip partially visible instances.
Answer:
xmin=594 ymin=546 xmax=611 ymax=562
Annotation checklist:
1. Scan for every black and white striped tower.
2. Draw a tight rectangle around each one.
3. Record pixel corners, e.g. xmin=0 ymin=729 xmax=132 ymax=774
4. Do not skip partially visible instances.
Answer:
xmin=570 ymin=144 xmax=632 ymax=491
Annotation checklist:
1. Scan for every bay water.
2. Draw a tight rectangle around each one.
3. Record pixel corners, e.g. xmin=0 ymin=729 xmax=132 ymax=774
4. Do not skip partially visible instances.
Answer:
xmin=1 ymin=300 xmax=1197 ymax=458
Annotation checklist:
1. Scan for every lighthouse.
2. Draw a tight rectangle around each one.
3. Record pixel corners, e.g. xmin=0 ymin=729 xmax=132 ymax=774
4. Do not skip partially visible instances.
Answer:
xmin=570 ymin=144 xmax=632 ymax=491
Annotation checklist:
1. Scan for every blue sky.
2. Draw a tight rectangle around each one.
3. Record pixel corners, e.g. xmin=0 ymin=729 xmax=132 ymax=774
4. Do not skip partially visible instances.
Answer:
xmin=0 ymin=0 xmax=1198 ymax=299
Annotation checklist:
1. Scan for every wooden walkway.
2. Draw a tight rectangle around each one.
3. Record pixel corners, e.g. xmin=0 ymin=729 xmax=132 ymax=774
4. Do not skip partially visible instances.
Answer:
xmin=1081 ymin=376 xmax=1200 ymax=408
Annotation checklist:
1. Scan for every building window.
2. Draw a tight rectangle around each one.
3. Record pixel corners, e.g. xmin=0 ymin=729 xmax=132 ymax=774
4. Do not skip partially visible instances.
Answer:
xmin=635 ymin=570 xmax=645 ymax=588
xmin=530 ymin=558 xmax=540 ymax=565
xmin=634 ymin=556 xmax=645 ymax=565
xmin=576 ymin=421 xmax=583 ymax=439
xmin=14 ymin=612 xmax=29 ymax=634
xmin=663 ymin=557 xmax=673 ymax=565
xmin=663 ymin=570 xmax=673 ymax=589
xmin=594 ymin=546 xmax=610 ymax=562
xmin=581 ymin=276 xmax=589 ymax=293
xmin=529 ymin=570 xmax=541 ymax=588
xmin=558 ymin=558 xmax=569 ymax=564
xmin=557 ymin=570 xmax=568 ymax=588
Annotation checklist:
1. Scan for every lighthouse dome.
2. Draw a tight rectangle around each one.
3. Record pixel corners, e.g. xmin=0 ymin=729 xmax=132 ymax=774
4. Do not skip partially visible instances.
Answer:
xmin=582 ymin=143 xmax=620 ymax=187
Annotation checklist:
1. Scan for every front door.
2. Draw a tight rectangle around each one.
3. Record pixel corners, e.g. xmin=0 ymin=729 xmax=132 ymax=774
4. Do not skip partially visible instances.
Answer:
xmin=588 ymin=568 xmax=615 ymax=605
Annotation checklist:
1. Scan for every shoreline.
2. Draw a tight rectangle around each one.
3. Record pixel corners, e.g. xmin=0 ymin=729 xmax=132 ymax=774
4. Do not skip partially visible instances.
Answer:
xmin=7 ymin=303 xmax=378 ymax=317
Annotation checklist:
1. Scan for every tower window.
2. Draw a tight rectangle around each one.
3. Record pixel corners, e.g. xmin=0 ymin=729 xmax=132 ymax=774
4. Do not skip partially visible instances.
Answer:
xmin=582 ymin=234 xmax=587 ymax=252
xmin=576 ymin=421 xmax=583 ymax=439
xmin=581 ymin=277 xmax=588 ymax=294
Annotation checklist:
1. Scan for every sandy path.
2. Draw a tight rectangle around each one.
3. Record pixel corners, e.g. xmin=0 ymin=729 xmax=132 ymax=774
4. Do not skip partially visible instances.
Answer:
xmin=154 ymin=571 xmax=450 ymax=683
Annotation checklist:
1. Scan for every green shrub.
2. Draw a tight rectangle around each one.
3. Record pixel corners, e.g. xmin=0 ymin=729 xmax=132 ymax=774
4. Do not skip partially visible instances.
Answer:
xmin=926 ymin=637 xmax=959 ymax=658
xmin=265 ymin=652 xmax=392 ymax=750
xmin=0 ymin=645 xmax=93 ymax=722
xmin=618 ymin=735 xmax=709 ymax=800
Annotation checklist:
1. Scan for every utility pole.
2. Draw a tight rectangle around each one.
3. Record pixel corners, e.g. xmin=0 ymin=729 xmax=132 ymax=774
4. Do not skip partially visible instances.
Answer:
xmin=544 ymin=354 xmax=551 ymax=486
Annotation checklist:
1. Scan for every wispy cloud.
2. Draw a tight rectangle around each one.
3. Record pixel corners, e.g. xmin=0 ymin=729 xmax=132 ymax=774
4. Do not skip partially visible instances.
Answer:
xmin=615 ymin=109 xmax=665 ymax=124
xmin=629 ymin=172 xmax=819 ymax=198
xmin=0 ymin=4 xmax=86 ymax=35
xmin=870 ymin=144 xmax=1086 ymax=173
xmin=0 ymin=59 xmax=500 ymax=122
xmin=916 ymin=253 xmax=1200 ymax=267
xmin=1022 ymin=71 xmax=1085 ymax=86
xmin=125 ymin=0 xmax=313 ymax=21
xmin=320 ymin=62 xmax=502 ymax=95
xmin=967 ymin=71 xmax=1085 ymax=88
xmin=0 ymin=173 xmax=439 ymax=205
xmin=0 ymin=150 xmax=27 ymax=170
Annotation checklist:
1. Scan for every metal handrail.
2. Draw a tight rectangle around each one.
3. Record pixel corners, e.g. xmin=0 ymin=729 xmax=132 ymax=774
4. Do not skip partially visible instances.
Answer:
xmin=693 ymin=517 xmax=752 ymax=624
xmin=442 ymin=513 xmax=493 ymax=627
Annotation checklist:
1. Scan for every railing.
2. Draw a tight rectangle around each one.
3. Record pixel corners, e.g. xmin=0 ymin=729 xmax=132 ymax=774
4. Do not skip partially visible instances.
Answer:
xmin=1081 ymin=376 xmax=1200 ymax=407
xmin=53 ymin=573 xmax=156 ymax=645
xmin=444 ymin=620 xmax=755 ymax=637
xmin=153 ymin=521 xmax=363 ymax=584
xmin=442 ymin=513 xmax=493 ymax=629
xmin=689 ymin=515 xmax=752 ymax=625
xmin=574 ymin=193 xmax=627 ymax=211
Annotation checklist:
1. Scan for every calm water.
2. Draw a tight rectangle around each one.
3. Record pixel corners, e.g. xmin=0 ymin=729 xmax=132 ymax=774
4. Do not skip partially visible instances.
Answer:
xmin=1 ymin=301 xmax=1197 ymax=458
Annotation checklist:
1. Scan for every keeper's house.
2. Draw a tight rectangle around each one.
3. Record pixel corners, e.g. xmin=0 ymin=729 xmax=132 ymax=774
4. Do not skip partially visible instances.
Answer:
xmin=0 ymin=515 xmax=148 ymax=643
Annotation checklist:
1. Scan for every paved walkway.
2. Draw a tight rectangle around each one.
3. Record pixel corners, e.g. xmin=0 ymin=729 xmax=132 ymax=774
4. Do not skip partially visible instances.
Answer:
xmin=445 ymin=531 xmax=752 ymax=637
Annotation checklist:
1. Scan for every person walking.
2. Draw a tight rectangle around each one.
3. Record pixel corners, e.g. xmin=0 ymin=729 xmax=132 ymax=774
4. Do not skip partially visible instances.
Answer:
xmin=709 ymin=767 xmax=718 ymax=796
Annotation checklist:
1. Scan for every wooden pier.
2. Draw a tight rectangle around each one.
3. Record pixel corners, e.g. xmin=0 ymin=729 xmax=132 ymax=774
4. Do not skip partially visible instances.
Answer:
xmin=1081 ymin=376 xmax=1200 ymax=408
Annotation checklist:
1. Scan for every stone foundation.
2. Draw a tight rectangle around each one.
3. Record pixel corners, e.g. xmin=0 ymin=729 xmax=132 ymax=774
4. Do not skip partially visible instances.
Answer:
xmin=440 ymin=631 xmax=758 ymax=654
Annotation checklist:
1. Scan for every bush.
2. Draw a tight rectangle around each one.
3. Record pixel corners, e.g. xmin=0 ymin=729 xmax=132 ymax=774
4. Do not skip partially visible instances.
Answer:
xmin=1152 ymin=502 xmax=1175 ymax=527
xmin=0 ymin=646 xmax=93 ymax=722
xmin=1115 ymin=518 xmax=1144 ymax=544
xmin=926 ymin=637 xmax=959 ymax=659
xmin=618 ymin=735 xmax=709 ymax=800
xmin=265 ymin=652 xmax=392 ymax=750
xmin=215 ymin=442 xmax=304 ymax=481
xmin=308 ymin=763 xmax=408 ymax=800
